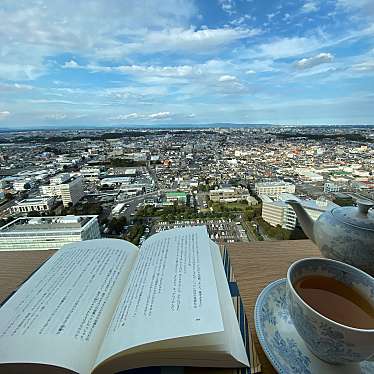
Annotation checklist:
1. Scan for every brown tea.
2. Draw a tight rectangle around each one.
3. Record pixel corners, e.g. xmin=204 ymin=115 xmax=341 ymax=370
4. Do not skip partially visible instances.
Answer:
xmin=294 ymin=275 xmax=374 ymax=329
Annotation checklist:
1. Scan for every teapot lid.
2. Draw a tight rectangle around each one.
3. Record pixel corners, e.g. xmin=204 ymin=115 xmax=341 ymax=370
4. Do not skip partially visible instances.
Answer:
xmin=331 ymin=200 xmax=374 ymax=231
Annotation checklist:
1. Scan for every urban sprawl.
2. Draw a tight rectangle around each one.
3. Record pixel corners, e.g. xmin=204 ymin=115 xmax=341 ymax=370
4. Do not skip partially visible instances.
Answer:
xmin=0 ymin=126 xmax=372 ymax=250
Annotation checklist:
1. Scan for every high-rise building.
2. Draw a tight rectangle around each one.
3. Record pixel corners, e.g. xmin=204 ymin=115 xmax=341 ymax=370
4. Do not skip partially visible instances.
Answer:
xmin=40 ymin=175 xmax=84 ymax=207
xmin=261 ymin=193 xmax=337 ymax=230
xmin=0 ymin=215 xmax=100 ymax=251
xmin=60 ymin=176 xmax=84 ymax=207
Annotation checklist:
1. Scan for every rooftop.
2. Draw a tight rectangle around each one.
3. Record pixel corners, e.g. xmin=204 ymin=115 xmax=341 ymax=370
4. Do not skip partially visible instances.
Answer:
xmin=255 ymin=181 xmax=294 ymax=187
xmin=0 ymin=215 xmax=97 ymax=232
xmin=14 ymin=196 xmax=54 ymax=205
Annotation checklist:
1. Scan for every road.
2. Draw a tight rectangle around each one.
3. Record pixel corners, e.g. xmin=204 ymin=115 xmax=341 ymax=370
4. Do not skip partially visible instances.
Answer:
xmin=115 ymin=190 xmax=162 ymax=221
xmin=241 ymin=220 xmax=257 ymax=241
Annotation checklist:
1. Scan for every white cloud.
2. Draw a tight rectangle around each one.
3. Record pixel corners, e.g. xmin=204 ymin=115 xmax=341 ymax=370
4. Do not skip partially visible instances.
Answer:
xmin=256 ymin=37 xmax=320 ymax=59
xmin=0 ymin=111 xmax=10 ymax=119
xmin=219 ymin=0 xmax=236 ymax=15
xmin=148 ymin=111 xmax=171 ymax=120
xmin=0 ymin=0 xmax=197 ymax=80
xmin=351 ymin=60 xmax=374 ymax=72
xmin=0 ymin=83 xmax=33 ymax=92
xmin=301 ymin=1 xmax=319 ymax=14
xmin=110 ymin=113 xmax=140 ymax=120
xmin=218 ymin=75 xmax=238 ymax=82
xmin=63 ymin=60 xmax=80 ymax=69
xmin=140 ymin=27 xmax=261 ymax=54
xmin=336 ymin=0 xmax=373 ymax=10
xmin=44 ymin=113 xmax=67 ymax=120
xmin=336 ymin=0 xmax=374 ymax=18
xmin=88 ymin=63 xmax=195 ymax=78
xmin=110 ymin=111 xmax=172 ymax=121
xmin=295 ymin=53 xmax=334 ymax=69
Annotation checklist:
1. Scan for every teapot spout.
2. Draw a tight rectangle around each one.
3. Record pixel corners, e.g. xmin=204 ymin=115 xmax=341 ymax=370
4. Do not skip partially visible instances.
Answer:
xmin=285 ymin=199 xmax=315 ymax=243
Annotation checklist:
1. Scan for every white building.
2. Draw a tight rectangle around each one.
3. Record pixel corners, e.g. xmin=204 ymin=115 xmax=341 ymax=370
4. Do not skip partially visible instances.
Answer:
xmin=13 ymin=178 xmax=34 ymax=191
xmin=60 ymin=176 xmax=84 ymax=207
xmin=124 ymin=168 xmax=137 ymax=177
xmin=261 ymin=193 xmax=338 ymax=230
xmin=50 ymin=173 xmax=71 ymax=185
xmin=0 ymin=215 xmax=100 ymax=251
xmin=40 ymin=184 xmax=61 ymax=196
xmin=40 ymin=175 xmax=84 ymax=207
xmin=10 ymin=196 xmax=56 ymax=214
xmin=324 ymin=182 xmax=340 ymax=193
xmin=255 ymin=181 xmax=296 ymax=198
xmin=79 ymin=167 xmax=102 ymax=181
xmin=101 ymin=177 xmax=132 ymax=187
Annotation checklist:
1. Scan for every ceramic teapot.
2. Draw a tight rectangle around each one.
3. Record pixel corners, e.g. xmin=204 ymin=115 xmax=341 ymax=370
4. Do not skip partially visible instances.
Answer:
xmin=286 ymin=199 xmax=374 ymax=275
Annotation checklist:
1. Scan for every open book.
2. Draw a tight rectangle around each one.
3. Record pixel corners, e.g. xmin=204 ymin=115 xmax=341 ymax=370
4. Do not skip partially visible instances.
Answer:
xmin=0 ymin=226 xmax=249 ymax=374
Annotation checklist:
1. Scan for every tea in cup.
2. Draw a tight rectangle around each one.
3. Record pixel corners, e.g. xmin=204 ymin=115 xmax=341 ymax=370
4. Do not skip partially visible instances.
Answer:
xmin=286 ymin=258 xmax=374 ymax=364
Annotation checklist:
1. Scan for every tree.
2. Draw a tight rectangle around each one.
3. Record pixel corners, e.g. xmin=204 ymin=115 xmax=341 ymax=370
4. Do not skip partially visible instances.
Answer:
xmin=4 ymin=192 xmax=13 ymax=201
xmin=333 ymin=197 xmax=354 ymax=207
xmin=108 ymin=216 xmax=127 ymax=235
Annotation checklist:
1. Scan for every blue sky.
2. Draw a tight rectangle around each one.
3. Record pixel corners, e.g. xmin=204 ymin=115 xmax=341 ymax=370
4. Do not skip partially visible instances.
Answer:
xmin=0 ymin=0 xmax=374 ymax=128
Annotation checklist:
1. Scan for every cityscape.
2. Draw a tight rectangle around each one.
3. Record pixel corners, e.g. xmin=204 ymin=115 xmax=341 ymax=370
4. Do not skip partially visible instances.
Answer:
xmin=0 ymin=125 xmax=372 ymax=250
xmin=0 ymin=1 xmax=374 ymax=373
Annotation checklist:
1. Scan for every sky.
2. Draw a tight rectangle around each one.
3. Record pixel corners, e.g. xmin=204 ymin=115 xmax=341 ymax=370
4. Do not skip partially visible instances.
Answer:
xmin=0 ymin=0 xmax=374 ymax=128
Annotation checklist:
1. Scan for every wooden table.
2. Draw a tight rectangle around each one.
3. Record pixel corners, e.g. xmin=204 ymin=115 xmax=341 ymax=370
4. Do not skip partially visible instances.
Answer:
xmin=0 ymin=240 xmax=320 ymax=373
xmin=228 ymin=239 xmax=320 ymax=374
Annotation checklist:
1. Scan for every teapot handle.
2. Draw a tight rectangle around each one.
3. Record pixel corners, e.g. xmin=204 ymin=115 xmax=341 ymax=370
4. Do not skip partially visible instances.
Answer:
xmin=357 ymin=200 xmax=374 ymax=215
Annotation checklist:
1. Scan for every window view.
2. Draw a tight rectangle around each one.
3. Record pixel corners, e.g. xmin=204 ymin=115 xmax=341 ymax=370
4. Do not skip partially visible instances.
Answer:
xmin=0 ymin=1 xmax=373 ymax=374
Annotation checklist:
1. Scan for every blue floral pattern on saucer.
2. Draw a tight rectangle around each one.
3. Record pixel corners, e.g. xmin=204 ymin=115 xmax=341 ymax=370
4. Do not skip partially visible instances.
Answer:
xmin=255 ymin=279 xmax=374 ymax=374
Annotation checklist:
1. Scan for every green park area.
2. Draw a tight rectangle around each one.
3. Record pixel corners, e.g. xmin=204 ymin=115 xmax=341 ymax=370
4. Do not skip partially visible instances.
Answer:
xmin=124 ymin=224 xmax=145 ymax=245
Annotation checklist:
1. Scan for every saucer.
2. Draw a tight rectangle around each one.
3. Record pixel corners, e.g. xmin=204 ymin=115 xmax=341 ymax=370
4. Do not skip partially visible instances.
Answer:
xmin=254 ymin=278 xmax=374 ymax=374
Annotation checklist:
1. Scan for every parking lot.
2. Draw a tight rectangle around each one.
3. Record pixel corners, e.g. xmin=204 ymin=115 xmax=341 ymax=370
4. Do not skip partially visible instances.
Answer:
xmin=154 ymin=219 xmax=248 ymax=243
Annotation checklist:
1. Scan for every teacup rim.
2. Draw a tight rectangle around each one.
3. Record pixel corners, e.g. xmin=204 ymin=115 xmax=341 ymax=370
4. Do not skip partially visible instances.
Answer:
xmin=287 ymin=257 xmax=374 ymax=333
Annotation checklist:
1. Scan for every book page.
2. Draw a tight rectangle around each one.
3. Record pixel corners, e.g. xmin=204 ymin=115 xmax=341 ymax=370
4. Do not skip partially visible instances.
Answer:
xmin=209 ymin=240 xmax=249 ymax=366
xmin=95 ymin=226 xmax=224 ymax=367
xmin=0 ymin=239 xmax=138 ymax=374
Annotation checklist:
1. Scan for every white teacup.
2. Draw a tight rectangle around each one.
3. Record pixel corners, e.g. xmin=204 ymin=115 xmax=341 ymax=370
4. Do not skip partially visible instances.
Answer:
xmin=287 ymin=258 xmax=374 ymax=364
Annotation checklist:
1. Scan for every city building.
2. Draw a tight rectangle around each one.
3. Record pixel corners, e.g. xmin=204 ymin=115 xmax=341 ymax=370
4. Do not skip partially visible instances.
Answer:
xmin=60 ymin=176 xmax=84 ymax=206
xmin=40 ymin=174 xmax=84 ymax=206
xmin=124 ymin=168 xmax=137 ymax=177
xmin=10 ymin=196 xmax=56 ymax=214
xmin=324 ymin=182 xmax=340 ymax=193
xmin=209 ymin=186 xmax=251 ymax=203
xmin=255 ymin=181 xmax=296 ymax=198
xmin=261 ymin=193 xmax=337 ymax=230
xmin=165 ymin=191 xmax=187 ymax=205
xmin=40 ymin=184 xmax=62 ymax=196
xmin=0 ymin=215 xmax=101 ymax=251
xmin=79 ymin=167 xmax=102 ymax=181
xmin=101 ymin=176 xmax=132 ymax=187
xmin=13 ymin=178 xmax=34 ymax=191
xmin=50 ymin=173 xmax=71 ymax=185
